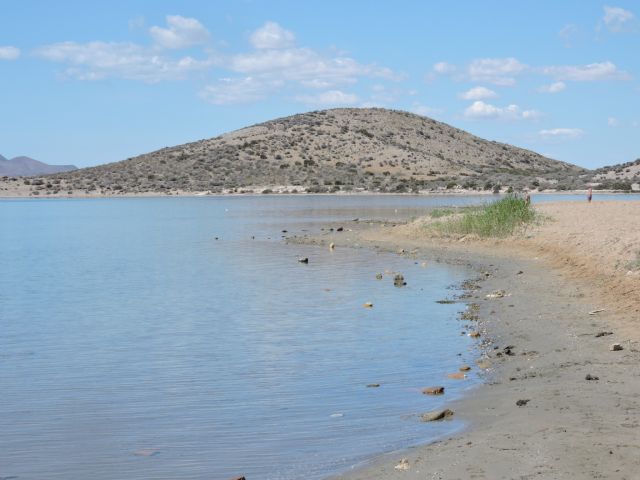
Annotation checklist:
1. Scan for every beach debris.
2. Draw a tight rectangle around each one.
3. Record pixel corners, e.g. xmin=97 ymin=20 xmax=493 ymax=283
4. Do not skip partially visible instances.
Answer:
xmin=516 ymin=399 xmax=530 ymax=407
xmin=486 ymin=290 xmax=508 ymax=299
xmin=363 ymin=302 xmax=374 ymax=308
xmin=336 ymin=227 xmax=344 ymax=232
xmin=393 ymin=274 xmax=407 ymax=287
xmin=422 ymin=386 xmax=445 ymax=395
xmin=436 ymin=299 xmax=455 ymax=304
xmin=447 ymin=372 xmax=466 ymax=380
xmin=133 ymin=448 xmax=160 ymax=457
xmin=297 ymin=257 xmax=309 ymax=263
xmin=329 ymin=242 xmax=335 ymax=250
xmin=366 ymin=383 xmax=381 ymax=388
xmin=585 ymin=374 xmax=599 ymax=381
xmin=595 ymin=331 xmax=613 ymax=337
xmin=394 ymin=458 xmax=410 ymax=471
xmin=588 ymin=309 xmax=606 ymax=315
xmin=468 ymin=331 xmax=481 ymax=338
xmin=375 ymin=273 xmax=383 ymax=280
xmin=421 ymin=409 xmax=454 ymax=422
xmin=459 ymin=365 xmax=471 ymax=372
xmin=503 ymin=345 xmax=515 ymax=356
xmin=610 ymin=343 xmax=624 ymax=351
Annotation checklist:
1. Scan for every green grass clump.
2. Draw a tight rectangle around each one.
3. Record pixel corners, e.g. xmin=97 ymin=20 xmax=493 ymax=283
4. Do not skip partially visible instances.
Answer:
xmin=429 ymin=208 xmax=456 ymax=218
xmin=433 ymin=195 xmax=536 ymax=238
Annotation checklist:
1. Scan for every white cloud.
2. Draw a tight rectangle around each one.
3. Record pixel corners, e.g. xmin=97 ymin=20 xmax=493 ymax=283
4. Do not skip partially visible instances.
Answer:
xmin=559 ymin=24 xmax=579 ymax=46
xmin=433 ymin=61 xmax=456 ymax=74
xmin=537 ymin=81 xmax=566 ymax=93
xmin=468 ymin=57 xmax=528 ymax=85
xmin=35 ymin=41 xmax=214 ymax=82
xmin=538 ymin=128 xmax=584 ymax=140
xmin=200 ymin=76 xmax=283 ymax=105
xmin=249 ymin=21 xmax=295 ymax=49
xmin=459 ymin=86 xmax=497 ymax=100
xmin=602 ymin=5 xmax=635 ymax=33
xmin=295 ymin=90 xmax=359 ymax=106
xmin=464 ymin=101 xmax=540 ymax=121
xmin=540 ymin=61 xmax=630 ymax=81
xmin=149 ymin=15 xmax=210 ymax=49
xmin=411 ymin=103 xmax=444 ymax=117
xmin=0 ymin=46 xmax=20 ymax=60
xmin=608 ymin=117 xmax=620 ymax=127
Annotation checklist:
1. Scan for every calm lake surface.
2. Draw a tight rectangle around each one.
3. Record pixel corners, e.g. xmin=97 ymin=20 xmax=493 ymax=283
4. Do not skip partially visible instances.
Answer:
xmin=0 ymin=193 xmax=636 ymax=479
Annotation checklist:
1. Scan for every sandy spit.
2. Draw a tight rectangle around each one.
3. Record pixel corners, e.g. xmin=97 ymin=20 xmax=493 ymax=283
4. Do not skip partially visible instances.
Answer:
xmin=288 ymin=201 xmax=640 ymax=480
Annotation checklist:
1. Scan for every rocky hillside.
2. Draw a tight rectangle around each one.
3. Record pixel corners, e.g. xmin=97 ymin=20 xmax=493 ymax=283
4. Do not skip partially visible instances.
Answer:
xmin=2 ymin=108 xmax=587 ymax=196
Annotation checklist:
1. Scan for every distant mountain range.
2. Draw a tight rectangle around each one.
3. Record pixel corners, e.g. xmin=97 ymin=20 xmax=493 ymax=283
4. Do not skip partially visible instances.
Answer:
xmin=0 ymin=154 xmax=77 ymax=177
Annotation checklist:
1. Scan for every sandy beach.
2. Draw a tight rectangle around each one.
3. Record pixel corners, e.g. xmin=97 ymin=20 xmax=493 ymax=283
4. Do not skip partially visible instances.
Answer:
xmin=290 ymin=200 xmax=640 ymax=479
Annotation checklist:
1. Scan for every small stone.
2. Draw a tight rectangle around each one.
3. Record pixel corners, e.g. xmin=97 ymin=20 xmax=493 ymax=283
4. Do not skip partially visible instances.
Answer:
xmin=516 ymin=399 xmax=530 ymax=407
xmin=459 ymin=365 xmax=471 ymax=372
xmin=394 ymin=458 xmax=410 ymax=471
xmin=468 ymin=331 xmax=481 ymax=338
xmin=230 ymin=477 xmax=246 ymax=480
xmin=298 ymin=257 xmax=309 ymax=263
xmin=375 ymin=273 xmax=383 ymax=280
xmin=585 ymin=374 xmax=599 ymax=381
xmin=422 ymin=386 xmax=445 ymax=395
xmin=393 ymin=274 xmax=407 ymax=287
xmin=610 ymin=343 xmax=624 ymax=351
xmin=329 ymin=242 xmax=335 ymax=250
xmin=363 ymin=302 xmax=374 ymax=308
xmin=447 ymin=372 xmax=466 ymax=380
xmin=595 ymin=331 xmax=613 ymax=337
xmin=366 ymin=383 xmax=380 ymax=388
xmin=421 ymin=409 xmax=454 ymax=422
xmin=336 ymin=227 xmax=344 ymax=232
xmin=398 ymin=248 xmax=406 ymax=255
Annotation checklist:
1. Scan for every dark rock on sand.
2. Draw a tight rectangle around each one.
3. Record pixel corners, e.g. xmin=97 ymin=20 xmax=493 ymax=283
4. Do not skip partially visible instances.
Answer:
xmin=610 ymin=343 xmax=624 ymax=351
xmin=516 ymin=399 xmax=530 ymax=407
xmin=421 ymin=409 xmax=454 ymax=422
xmin=595 ymin=331 xmax=613 ymax=337
xmin=585 ymin=374 xmax=599 ymax=381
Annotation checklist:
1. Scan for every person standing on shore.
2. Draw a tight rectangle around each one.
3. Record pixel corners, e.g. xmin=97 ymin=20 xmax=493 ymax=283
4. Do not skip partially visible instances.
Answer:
xmin=587 ymin=186 xmax=593 ymax=203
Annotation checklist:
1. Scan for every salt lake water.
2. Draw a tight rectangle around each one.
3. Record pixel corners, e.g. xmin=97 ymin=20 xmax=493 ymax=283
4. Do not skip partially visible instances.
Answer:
xmin=0 ymin=193 xmax=636 ymax=479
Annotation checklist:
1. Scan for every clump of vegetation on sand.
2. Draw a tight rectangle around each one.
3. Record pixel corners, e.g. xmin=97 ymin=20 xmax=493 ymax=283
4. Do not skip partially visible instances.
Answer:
xmin=432 ymin=195 xmax=537 ymax=238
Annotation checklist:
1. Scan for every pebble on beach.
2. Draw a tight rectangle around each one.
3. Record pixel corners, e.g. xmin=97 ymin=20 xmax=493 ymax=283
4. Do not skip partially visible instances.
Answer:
xmin=421 ymin=409 xmax=454 ymax=422
xmin=422 ymin=386 xmax=445 ymax=395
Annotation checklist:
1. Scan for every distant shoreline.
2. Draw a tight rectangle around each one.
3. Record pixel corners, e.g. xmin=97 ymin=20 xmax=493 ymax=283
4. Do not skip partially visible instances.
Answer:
xmin=1 ymin=188 xmax=638 ymax=200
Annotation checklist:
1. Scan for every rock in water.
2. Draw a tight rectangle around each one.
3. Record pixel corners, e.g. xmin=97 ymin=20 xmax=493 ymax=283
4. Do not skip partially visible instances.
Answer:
xmin=393 ymin=274 xmax=406 ymax=287
xmin=375 ymin=273 xmax=383 ymax=280
xmin=298 ymin=257 xmax=309 ymax=263
xmin=421 ymin=409 xmax=454 ymax=422
xmin=422 ymin=386 xmax=445 ymax=395
xmin=394 ymin=458 xmax=410 ymax=470
xmin=366 ymin=383 xmax=381 ymax=388
xmin=447 ymin=372 xmax=466 ymax=380
xmin=459 ymin=365 xmax=471 ymax=372
xmin=363 ymin=302 xmax=374 ymax=308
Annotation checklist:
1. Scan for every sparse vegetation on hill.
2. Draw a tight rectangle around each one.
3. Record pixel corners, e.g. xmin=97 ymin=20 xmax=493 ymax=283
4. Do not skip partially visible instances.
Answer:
xmin=1 ymin=108 xmax=590 ymax=197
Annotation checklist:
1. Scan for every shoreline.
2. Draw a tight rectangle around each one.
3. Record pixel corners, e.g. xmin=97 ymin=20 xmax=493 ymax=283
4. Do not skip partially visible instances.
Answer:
xmin=1 ymin=188 xmax=639 ymax=200
xmin=285 ymin=203 xmax=640 ymax=479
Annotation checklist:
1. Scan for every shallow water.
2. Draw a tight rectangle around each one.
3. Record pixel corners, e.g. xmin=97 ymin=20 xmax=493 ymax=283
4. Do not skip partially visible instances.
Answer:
xmin=1 ymin=193 xmax=630 ymax=479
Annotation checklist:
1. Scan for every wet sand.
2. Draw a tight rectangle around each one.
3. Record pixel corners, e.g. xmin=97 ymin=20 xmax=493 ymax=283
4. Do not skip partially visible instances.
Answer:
xmin=289 ymin=201 xmax=640 ymax=479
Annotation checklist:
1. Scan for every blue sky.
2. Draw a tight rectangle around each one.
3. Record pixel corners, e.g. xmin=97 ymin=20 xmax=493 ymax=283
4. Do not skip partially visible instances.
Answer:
xmin=1 ymin=1 xmax=638 ymax=169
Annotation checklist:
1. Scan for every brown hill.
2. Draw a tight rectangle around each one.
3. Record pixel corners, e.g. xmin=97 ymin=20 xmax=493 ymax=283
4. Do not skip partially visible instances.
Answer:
xmin=2 ymin=108 xmax=587 ymax=196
